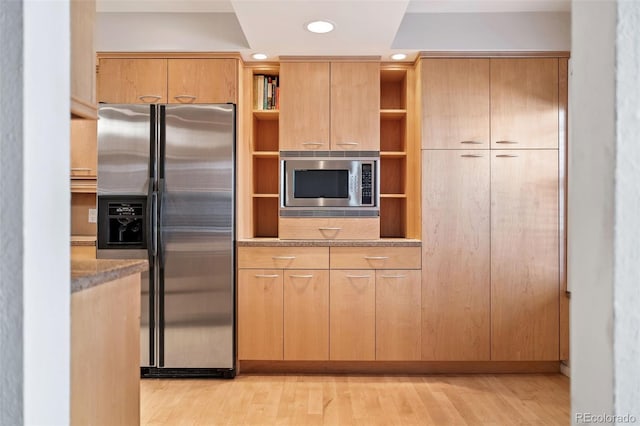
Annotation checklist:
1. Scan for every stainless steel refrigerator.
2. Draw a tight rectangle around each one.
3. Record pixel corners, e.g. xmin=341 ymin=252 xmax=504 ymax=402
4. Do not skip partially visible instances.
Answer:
xmin=97 ymin=104 xmax=236 ymax=378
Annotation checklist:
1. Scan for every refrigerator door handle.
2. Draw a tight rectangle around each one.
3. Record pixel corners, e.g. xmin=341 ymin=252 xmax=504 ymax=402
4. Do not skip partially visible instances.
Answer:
xmin=157 ymin=178 xmax=165 ymax=268
xmin=146 ymin=180 xmax=155 ymax=258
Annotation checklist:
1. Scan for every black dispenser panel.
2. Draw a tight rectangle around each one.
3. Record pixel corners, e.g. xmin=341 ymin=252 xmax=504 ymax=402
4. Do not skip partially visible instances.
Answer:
xmin=98 ymin=196 xmax=147 ymax=250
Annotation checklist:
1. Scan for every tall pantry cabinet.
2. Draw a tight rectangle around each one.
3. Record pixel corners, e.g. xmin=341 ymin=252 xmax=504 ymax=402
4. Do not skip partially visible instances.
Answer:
xmin=421 ymin=56 xmax=566 ymax=361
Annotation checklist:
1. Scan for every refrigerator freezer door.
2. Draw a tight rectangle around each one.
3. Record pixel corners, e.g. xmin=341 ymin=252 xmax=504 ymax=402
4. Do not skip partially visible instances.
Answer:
xmin=160 ymin=104 xmax=235 ymax=368
xmin=97 ymin=104 xmax=153 ymax=196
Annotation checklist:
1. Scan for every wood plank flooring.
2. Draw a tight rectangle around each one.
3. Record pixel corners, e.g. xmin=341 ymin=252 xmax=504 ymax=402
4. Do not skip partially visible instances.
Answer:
xmin=141 ymin=374 xmax=569 ymax=425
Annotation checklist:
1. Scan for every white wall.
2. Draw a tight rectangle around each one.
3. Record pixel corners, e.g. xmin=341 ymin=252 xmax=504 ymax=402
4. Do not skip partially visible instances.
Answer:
xmin=96 ymin=12 xmax=249 ymax=51
xmin=569 ymin=0 xmax=616 ymax=422
xmin=393 ymin=12 xmax=570 ymax=51
xmin=23 ymin=1 xmax=70 ymax=424
xmin=0 ymin=2 xmax=24 ymax=423
xmin=614 ymin=0 xmax=640 ymax=419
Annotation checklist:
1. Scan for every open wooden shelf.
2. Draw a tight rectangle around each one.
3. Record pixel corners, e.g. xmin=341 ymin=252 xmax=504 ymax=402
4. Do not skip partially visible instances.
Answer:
xmin=380 ymin=197 xmax=407 ymax=238
xmin=249 ymin=67 xmax=280 ymax=238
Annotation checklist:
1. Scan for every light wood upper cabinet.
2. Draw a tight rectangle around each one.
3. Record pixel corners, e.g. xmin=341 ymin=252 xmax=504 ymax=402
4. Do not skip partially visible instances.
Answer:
xmin=279 ymin=61 xmax=379 ymax=151
xmin=490 ymin=58 xmax=559 ymax=149
xmin=491 ymin=150 xmax=559 ymax=361
xmin=97 ymin=59 xmax=168 ymax=104
xmin=422 ymin=150 xmax=491 ymax=361
xmin=70 ymin=118 xmax=97 ymax=178
xmin=279 ymin=62 xmax=331 ymax=150
xmin=70 ymin=0 xmax=96 ymax=118
xmin=376 ymin=270 xmax=421 ymax=361
xmin=330 ymin=270 xmax=375 ymax=360
xmin=283 ymin=270 xmax=329 ymax=360
xmin=422 ymin=59 xmax=490 ymax=149
xmin=237 ymin=269 xmax=283 ymax=360
xmin=167 ymin=59 xmax=237 ymax=104
xmin=330 ymin=62 xmax=380 ymax=151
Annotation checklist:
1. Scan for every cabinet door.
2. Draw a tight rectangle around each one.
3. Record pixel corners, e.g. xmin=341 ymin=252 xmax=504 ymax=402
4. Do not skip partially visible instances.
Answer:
xmin=330 ymin=62 xmax=380 ymax=151
xmin=491 ymin=58 xmax=559 ymax=149
xmin=422 ymin=150 xmax=490 ymax=360
xmin=329 ymin=270 xmax=375 ymax=360
xmin=279 ymin=62 xmax=330 ymax=151
xmin=376 ymin=270 xmax=421 ymax=361
xmin=283 ymin=270 xmax=329 ymax=360
xmin=237 ymin=269 xmax=283 ymax=360
xmin=70 ymin=118 xmax=97 ymax=178
xmin=491 ymin=150 xmax=559 ymax=360
xmin=70 ymin=0 xmax=96 ymax=116
xmin=422 ymin=59 xmax=490 ymax=149
xmin=97 ymin=59 xmax=168 ymax=104
xmin=167 ymin=59 xmax=237 ymax=104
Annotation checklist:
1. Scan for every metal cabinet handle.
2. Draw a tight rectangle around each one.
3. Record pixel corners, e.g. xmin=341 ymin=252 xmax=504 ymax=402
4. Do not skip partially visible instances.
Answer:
xmin=380 ymin=275 xmax=407 ymax=279
xmin=495 ymin=154 xmax=519 ymax=158
xmin=289 ymin=274 xmax=313 ymax=278
xmin=364 ymin=256 xmax=389 ymax=260
xmin=346 ymin=275 xmax=371 ymax=279
xmin=460 ymin=154 xmax=483 ymax=158
xmin=336 ymin=142 xmax=359 ymax=146
xmin=319 ymin=227 xmax=341 ymax=231
xmin=254 ymin=274 xmax=279 ymax=278
xmin=272 ymin=256 xmax=296 ymax=260
xmin=138 ymin=95 xmax=162 ymax=102
xmin=174 ymin=95 xmax=197 ymax=101
xmin=460 ymin=141 xmax=483 ymax=144
xmin=302 ymin=142 xmax=324 ymax=146
xmin=495 ymin=141 xmax=519 ymax=144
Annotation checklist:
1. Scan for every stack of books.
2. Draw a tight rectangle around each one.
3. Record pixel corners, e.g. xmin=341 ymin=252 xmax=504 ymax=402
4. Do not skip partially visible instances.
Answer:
xmin=253 ymin=75 xmax=279 ymax=110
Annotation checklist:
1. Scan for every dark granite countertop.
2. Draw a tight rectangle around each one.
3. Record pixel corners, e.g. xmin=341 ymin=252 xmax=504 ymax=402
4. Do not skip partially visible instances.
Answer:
xmin=237 ymin=238 xmax=421 ymax=247
xmin=71 ymin=258 xmax=148 ymax=293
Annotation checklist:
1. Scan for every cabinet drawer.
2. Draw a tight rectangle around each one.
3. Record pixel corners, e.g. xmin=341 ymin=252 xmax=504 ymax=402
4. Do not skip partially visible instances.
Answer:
xmin=238 ymin=247 xmax=329 ymax=269
xmin=330 ymin=247 xmax=421 ymax=269
xmin=279 ymin=217 xmax=380 ymax=240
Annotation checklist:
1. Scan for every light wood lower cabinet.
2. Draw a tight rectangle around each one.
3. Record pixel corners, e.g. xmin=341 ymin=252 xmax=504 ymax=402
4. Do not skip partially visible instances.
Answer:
xmin=237 ymin=269 xmax=283 ymax=360
xmin=376 ymin=270 xmax=421 ymax=361
xmin=330 ymin=270 xmax=376 ymax=361
xmin=71 ymin=274 xmax=140 ymax=426
xmin=284 ymin=270 xmax=329 ymax=360
xmin=238 ymin=246 xmax=422 ymax=363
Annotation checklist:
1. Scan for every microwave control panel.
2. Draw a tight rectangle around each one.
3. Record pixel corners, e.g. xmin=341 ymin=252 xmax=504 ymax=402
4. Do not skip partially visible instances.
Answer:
xmin=361 ymin=163 xmax=373 ymax=205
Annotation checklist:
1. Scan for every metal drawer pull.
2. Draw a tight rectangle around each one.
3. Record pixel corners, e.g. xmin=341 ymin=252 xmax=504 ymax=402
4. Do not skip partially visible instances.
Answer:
xmin=495 ymin=154 xmax=519 ymax=158
xmin=460 ymin=154 xmax=483 ymax=158
xmin=174 ymin=95 xmax=197 ymax=101
xmin=336 ymin=142 xmax=359 ymax=146
xmin=346 ymin=275 xmax=371 ymax=279
xmin=460 ymin=141 xmax=483 ymax=144
xmin=272 ymin=256 xmax=296 ymax=260
xmin=380 ymin=275 xmax=407 ymax=279
xmin=495 ymin=141 xmax=518 ymax=144
xmin=319 ymin=227 xmax=341 ymax=231
xmin=254 ymin=274 xmax=279 ymax=278
xmin=138 ymin=95 xmax=162 ymax=102
xmin=289 ymin=274 xmax=313 ymax=278
xmin=364 ymin=256 xmax=389 ymax=260
xmin=302 ymin=142 xmax=324 ymax=146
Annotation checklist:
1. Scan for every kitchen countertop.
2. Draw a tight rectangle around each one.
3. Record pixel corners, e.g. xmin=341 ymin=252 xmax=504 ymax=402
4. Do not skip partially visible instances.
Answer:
xmin=238 ymin=238 xmax=421 ymax=247
xmin=71 ymin=258 xmax=148 ymax=293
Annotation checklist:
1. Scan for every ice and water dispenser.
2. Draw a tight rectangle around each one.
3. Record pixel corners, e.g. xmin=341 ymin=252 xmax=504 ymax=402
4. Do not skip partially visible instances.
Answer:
xmin=97 ymin=196 xmax=147 ymax=250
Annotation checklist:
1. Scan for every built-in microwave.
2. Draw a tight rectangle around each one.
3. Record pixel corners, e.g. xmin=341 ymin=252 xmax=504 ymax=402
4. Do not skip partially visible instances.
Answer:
xmin=280 ymin=152 xmax=379 ymax=216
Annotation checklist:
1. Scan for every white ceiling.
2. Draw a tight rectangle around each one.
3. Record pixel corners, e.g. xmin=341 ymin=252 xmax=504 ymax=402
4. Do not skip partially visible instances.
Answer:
xmin=95 ymin=0 xmax=571 ymax=60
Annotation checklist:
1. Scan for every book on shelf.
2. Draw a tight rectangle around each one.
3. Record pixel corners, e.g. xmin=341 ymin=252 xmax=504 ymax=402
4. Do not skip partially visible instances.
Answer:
xmin=253 ymin=74 xmax=279 ymax=111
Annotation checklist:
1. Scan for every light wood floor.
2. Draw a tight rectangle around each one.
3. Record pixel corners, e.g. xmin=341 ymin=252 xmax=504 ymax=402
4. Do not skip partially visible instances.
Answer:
xmin=141 ymin=374 xmax=569 ymax=425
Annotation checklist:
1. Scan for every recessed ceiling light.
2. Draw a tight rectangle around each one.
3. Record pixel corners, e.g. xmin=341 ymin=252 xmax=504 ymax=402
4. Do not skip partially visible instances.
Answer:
xmin=391 ymin=53 xmax=407 ymax=61
xmin=251 ymin=53 xmax=268 ymax=60
xmin=306 ymin=20 xmax=335 ymax=34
